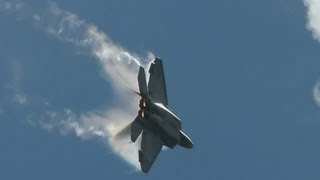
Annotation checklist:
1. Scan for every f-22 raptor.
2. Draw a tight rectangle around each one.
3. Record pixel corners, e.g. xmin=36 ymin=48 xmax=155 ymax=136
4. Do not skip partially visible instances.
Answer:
xmin=131 ymin=57 xmax=193 ymax=173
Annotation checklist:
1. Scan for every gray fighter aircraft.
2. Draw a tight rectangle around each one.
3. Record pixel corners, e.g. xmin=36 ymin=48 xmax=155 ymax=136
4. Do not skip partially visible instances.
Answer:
xmin=131 ymin=57 xmax=193 ymax=173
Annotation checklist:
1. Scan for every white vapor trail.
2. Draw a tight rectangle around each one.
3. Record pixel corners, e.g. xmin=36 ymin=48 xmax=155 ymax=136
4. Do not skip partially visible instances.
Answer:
xmin=303 ymin=0 xmax=320 ymax=108
xmin=313 ymin=81 xmax=320 ymax=107
xmin=0 ymin=0 xmax=155 ymax=170
xmin=304 ymin=0 xmax=320 ymax=41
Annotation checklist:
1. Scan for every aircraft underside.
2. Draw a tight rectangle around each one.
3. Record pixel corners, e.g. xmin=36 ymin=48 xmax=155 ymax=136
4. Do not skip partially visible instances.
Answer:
xmin=129 ymin=58 xmax=193 ymax=173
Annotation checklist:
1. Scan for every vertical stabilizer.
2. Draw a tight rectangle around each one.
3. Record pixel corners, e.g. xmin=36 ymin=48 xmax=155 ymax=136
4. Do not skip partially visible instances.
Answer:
xmin=138 ymin=66 xmax=148 ymax=97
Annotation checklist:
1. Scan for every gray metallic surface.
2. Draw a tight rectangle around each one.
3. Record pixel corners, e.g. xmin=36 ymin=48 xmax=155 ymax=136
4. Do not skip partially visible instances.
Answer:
xmin=148 ymin=58 xmax=168 ymax=106
xmin=130 ymin=58 xmax=193 ymax=173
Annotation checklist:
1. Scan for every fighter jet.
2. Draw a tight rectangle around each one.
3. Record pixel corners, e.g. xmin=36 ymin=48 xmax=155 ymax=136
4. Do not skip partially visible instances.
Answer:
xmin=131 ymin=57 xmax=193 ymax=173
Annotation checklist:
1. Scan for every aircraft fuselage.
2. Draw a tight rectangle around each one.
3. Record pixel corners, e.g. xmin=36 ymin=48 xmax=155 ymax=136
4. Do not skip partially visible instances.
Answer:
xmin=130 ymin=58 xmax=193 ymax=173
xmin=139 ymin=97 xmax=181 ymax=148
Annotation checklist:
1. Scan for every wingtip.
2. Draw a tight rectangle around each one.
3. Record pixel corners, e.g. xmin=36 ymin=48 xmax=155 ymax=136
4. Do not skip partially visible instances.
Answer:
xmin=141 ymin=163 xmax=151 ymax=173
xmin=139 ymin=65 xmax=145 ymax=71
xmin=154 ymin=57 xmax=162 ymax=62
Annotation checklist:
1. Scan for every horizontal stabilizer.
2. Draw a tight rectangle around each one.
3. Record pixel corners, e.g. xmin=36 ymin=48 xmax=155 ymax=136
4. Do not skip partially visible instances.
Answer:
xmin=139 ymin=150 xmax=143 ymax=162
xmin=140 ymin=130 xmax=163 ymax=173
xmin=131 ymin=116 xmax=143 ymax=142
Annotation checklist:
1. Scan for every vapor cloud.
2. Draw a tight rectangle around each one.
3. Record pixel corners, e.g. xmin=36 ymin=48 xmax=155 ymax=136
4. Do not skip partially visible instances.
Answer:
xmin=0 ymin=0 xmax=23 ymax=11
xmin=7 ymin=61 xmax=29 ymax=106
xmin=0 ymin=0 xmax=154 ymax=170
xmin=304 ymin=1 xmax=320 ymax=108
xmin=304 ymin=0 xmax=320 ymax=41
xmin=313 ymin=81 xmax=320 ymax=107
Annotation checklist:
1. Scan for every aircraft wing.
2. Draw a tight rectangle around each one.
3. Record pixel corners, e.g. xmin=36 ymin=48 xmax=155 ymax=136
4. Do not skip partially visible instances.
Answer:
xmin=139 ymin=130 xmax=163 ymax=173
xmin=148 ymin=58 xmax=168 ymax=106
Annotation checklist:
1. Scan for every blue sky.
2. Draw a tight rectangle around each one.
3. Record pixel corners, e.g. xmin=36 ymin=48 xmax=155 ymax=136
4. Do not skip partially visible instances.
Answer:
xmin=1 ymin=0 xmax=320 ymax=179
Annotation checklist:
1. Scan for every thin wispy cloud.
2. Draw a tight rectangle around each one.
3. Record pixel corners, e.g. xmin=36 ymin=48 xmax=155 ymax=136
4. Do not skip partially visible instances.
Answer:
xmin=0 ymin=0 xmax=23 ymax=11
xmin=0 ymin=0 xmax=154 ymax=170
xmin=33 ymin=14 xmax=40 ymax=22
xmin=13 ymin=93 xmax=28 ymax=105
xmin=6 ymin=61 xmax=29 ymax=106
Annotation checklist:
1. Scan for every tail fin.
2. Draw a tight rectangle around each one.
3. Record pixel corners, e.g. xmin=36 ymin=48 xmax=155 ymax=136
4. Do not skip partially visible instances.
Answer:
xmin=138 ymin=66 xmax=148 ymax=97
xmin=131 ymin=67 xmax=147 ymax=142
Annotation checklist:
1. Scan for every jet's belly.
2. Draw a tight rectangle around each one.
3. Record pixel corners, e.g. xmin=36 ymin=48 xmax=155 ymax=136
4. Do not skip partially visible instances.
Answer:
xmin=149 ymin=102 xmax=181 ymax=129
xmin=143 ymin=111 xmax=180 ymax=148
